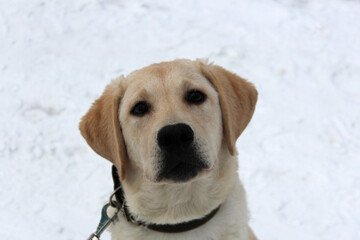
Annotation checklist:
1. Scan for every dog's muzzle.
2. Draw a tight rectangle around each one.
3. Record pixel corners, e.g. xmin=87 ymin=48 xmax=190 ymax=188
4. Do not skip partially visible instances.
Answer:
xmin=156 ymin=123 xmax=207 ymax=182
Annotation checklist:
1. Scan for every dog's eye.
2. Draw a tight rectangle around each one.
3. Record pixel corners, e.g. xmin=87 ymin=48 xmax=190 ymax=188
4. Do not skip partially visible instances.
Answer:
xmin=186 ymin=90 xmax=206 ymax=104
xmin=131 ymin=101 xmax=149 ymax=116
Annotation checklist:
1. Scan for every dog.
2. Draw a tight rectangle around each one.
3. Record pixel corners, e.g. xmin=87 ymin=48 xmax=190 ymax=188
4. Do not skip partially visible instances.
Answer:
xmin=79 ymin=59 xmax=258 ymax=240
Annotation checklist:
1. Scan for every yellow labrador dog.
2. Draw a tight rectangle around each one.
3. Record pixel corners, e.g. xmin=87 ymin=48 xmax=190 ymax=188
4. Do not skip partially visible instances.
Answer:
xmin=80 ymin=59 xmax=258 ymax=240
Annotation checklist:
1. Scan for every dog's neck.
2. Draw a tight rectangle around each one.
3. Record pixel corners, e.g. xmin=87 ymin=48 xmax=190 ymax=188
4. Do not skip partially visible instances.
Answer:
xmin=121 ymin=150 xmax=238 ymax=225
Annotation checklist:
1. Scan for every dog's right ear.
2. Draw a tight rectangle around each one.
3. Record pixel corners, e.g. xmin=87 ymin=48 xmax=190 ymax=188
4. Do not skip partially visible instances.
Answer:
xmin=79 ymin=77 xmax=128 ymax=181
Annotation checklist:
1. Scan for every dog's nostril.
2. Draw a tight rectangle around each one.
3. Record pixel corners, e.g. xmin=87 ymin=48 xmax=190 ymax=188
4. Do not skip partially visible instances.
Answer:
xmin=181 ymin=132 xmax=192 ymax=142
xmin=157 ymin=123 xmax=194 ymax=151
xmin=158 ymin=135 xmax=172 ymax=147
xmin=180 ymin=127 xmax=194 ymax=146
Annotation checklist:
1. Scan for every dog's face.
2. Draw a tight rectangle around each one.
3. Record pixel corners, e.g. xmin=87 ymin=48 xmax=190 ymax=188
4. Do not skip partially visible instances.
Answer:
xmin=119 ymin=61 xmax=222 ymax=183
xmin=79 ymin=59 xmax=257 ymax=184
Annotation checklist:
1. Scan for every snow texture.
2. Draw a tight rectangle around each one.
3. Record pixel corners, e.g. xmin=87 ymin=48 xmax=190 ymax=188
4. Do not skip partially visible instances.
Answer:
xmin=0 ymin=0 xmax=359 ymax=239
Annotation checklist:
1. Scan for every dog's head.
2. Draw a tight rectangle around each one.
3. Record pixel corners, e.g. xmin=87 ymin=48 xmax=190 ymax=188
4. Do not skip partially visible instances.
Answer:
xmin=79 ymin=59 xmax=257 ymax=184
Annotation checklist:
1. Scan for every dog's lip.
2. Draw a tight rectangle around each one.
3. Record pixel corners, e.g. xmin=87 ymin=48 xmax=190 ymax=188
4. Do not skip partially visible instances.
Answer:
xmin=160 ymin=161 xmax=194 ymax=177
xmin=157 ymin=158 xmax=208 ymax=182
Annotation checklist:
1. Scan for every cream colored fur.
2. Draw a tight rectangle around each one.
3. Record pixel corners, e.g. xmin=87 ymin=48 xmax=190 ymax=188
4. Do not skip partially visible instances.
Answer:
xmin=80 ymin=59 xmax=258 ymax=240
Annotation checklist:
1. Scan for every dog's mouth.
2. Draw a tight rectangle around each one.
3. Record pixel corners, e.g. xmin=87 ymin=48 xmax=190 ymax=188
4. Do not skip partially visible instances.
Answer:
xmin=157 ymin=155 xmax=208 ymax=183
xmin=163 ymin=162 xmax=205 ymax=182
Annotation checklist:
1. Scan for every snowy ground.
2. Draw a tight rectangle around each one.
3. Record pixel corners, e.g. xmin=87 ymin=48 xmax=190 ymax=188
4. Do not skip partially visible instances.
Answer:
xmin=1 ymin=0 xmax=359 ymax=239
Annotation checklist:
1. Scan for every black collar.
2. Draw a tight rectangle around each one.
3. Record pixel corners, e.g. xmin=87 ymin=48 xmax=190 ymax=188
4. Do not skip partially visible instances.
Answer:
xmin=112 ymin=165 xmax=220 ymax=233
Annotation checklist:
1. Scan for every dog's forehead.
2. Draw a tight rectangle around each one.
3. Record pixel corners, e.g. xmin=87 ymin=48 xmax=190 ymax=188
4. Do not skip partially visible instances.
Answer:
xmin=125 ymin=61 xmax=206 ymax=93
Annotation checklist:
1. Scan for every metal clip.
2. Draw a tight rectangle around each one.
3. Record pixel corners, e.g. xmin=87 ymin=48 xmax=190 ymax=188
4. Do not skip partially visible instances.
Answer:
xmin=86 ymin=187 xmax=122 ymax=240
xmin=87 ymin=233 xmax=99 ymax=240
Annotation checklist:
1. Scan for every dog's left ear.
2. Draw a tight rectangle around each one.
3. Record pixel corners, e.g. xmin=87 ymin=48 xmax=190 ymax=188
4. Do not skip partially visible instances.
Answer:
xmin=199 ymin=61 xmax=258 ymax=155
xmin=79 ymin=77 xmax=128 ymax=181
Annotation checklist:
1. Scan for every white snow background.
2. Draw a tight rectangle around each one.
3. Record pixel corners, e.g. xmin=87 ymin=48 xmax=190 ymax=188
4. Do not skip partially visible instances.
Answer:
xmin=0 ymin=0 xmax=359 ymax=239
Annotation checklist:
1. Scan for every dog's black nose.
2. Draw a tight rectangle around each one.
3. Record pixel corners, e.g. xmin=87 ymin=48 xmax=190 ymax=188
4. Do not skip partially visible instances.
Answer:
xmin=157 ymin=123 xmax=194 ymax=152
